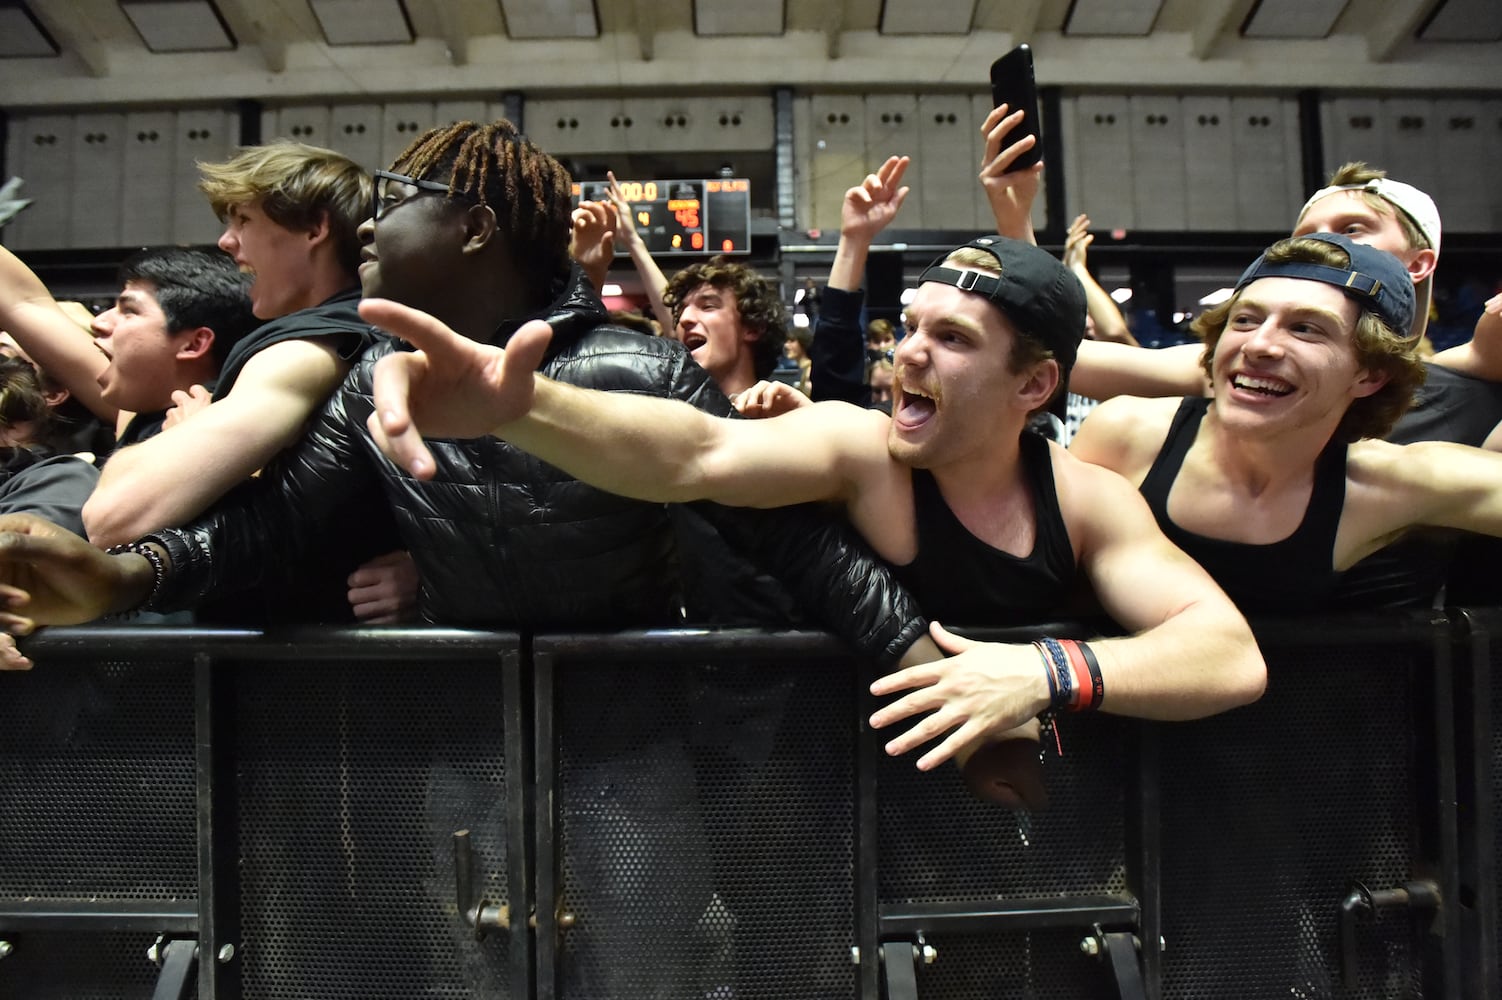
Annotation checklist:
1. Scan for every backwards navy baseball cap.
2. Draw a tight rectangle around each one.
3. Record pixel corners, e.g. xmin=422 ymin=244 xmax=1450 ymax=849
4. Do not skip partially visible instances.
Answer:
xmin=1233 ymin=232 xmax=1416 ymax=337
xmin=918 ymin=235 xmax=1087 ymax=373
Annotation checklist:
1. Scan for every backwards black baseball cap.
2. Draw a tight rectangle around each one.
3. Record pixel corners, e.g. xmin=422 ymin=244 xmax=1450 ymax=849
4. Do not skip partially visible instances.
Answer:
xmin=1233 ymin=232 xmax=1416 ymax=337
xmin=917 ymin=235 xmax=1087 ymax=373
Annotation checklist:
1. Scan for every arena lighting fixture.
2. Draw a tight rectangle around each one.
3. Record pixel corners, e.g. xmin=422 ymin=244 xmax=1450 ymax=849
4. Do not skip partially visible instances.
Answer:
xmin=118 ymin=0 xmax=235 ymax=52
xmin=792 ymin=312 xmax=810 ymax=328
xmin=1420 ymin=0 xmax=1502 ymax=40
xmin=1199 ymin=287 xmax=1234 ymax=306
xmin=309 ymin=0 xmax=414 ymax=45
xmin=899 ymin=287 xmax=918 ymax=305
xmin=880 ymin=0 xmax=975 ymax=34
xmin=1064 ymin=0 xmax=1162 ymax=36
xmin=600 ymin=283 xmax=623 ymax=296
xmin=693 ymin=0 xmax=783 ymax=35
xmin=1241 ymin=0 xmax=1346 ymax=39
xmin=499 ymin=0 xmax=598 ymax=39
xmin=1110 ymin=287 xmax=1133 ymax=304
xmin=0 ymin=2 xmax=58 ymax=57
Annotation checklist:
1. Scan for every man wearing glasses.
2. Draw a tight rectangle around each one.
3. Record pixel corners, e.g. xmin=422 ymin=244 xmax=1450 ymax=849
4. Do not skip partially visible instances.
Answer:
xmin=0 ymin=119 xmax=927 ymax=996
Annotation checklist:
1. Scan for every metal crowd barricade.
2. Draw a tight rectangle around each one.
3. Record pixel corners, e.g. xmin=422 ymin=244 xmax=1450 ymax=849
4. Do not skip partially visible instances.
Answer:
xmin=0 ymin=613 xmax=1484 ymax=999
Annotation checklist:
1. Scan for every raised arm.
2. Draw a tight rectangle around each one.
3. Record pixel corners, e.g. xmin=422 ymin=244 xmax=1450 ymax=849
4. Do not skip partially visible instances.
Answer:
xmin=1064 ymin=214 xmax=1137 ymax=347
xmin=978 ymin=104 xmax=1043 ymax=244
xmin=0 ymin=244 xmax=115 ymax=423
xmin=569 ymin=199 xmax=617 ymax=294
xmin=606 ymin=172 xmax=674 ymax=333
xmin=83 ymin=337 xmax=348 ymax=547
xmin=811 ymin=155 xmax=910 ymax=405
xmin=362 ymin=299 xmax=887 ymax=510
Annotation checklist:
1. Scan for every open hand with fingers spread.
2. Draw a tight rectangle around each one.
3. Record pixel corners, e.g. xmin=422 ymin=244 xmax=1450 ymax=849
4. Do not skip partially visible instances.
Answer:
xmin=841 ymin=156 xmax=911 ymax=245
xmin=1063 ymin=213 xmax=1095 ymax=271
xmin=360 ymin=299 xmax=554 ymax=480
xmin=869 ymin=621 xmax=1051 ymax=772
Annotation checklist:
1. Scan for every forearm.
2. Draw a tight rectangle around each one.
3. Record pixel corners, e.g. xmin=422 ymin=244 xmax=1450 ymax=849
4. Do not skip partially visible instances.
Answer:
xmin=1075 ymin=266 xmax=1136 ymax=346
xmin=1086 ymin=605 xmax=1264 ymax=720
xmin=623 ymin=235 xmax=674 ymax=332
xmin=810 ymin=286 xmax=871 ymax=406
xmin=1070 ymin=341 xmax=1207 ymax=401
xmin=0 ymin=248 xmax=115 ymax=422
xmin=85 ymin=437 xmax=253 ymax=547
xmin=501 ymin=377 xmax=722 ymax=504
xmin=828 ymin=231 xmax=873 ymax=292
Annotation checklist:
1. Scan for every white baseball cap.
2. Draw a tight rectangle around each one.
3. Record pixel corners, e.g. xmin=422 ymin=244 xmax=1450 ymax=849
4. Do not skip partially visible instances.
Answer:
xmin=1300 ymin=177 xmax=1441 ymax=339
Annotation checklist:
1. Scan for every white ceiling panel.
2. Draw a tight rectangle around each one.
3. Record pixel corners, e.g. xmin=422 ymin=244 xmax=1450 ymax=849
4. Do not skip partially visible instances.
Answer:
xmin=0 ymin=6 xmax=57 ymax=57
xmin=881 ymin=0 xmax=976 ymax=34
xmin=500 ymin=0 xmax=598 ymax=38
xmin=1242 ymin=0 xmax=1348 ymax=39
xmin=119 ymin=0 xmax=235 ymax=52
xmin=1420 ymin=0 xmax=1502 ymax=40
xmin=1065 ymin=0 xmax=1162 ymax=36
xmin=695 ymin=0 xmax=783 ymax=35
xmin=311 ymin=0 xmax=414 ymax=45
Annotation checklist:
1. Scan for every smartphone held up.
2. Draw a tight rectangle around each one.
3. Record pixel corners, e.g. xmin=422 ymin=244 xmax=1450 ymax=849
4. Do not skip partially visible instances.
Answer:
xmin=989 ymin=44 xmax=1042 ymax=174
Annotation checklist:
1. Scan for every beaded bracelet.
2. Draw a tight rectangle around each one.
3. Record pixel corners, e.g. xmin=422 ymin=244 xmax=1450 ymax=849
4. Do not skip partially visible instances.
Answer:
xmin=1034 ymin=637 xmax=1105 ymax=713
xmin=105 ymin=540 xmax=167 ymax=615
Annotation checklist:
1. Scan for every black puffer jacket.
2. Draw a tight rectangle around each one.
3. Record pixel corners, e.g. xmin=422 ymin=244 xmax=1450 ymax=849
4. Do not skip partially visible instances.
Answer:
xmin=148 ymin=268 xmax=925 ymax=663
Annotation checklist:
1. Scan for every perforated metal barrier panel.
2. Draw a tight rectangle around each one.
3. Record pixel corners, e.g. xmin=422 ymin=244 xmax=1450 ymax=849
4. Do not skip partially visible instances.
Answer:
xmin=234 ymin=660 xmax=510 ymax=999
xmin=1158 ymin=631 xmax=1432 ymax=1000
xmin=554 ymin=656 xmax=857 ymax=1000
xmin=0 ymin=620 xmax=1476 ymax=998
xmin=0 ymin=661 xmax=196 ymax=901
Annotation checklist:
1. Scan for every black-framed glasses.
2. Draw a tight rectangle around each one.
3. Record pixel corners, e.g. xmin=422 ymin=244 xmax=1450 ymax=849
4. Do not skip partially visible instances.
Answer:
xmin=371 ymin=169 xmax=469 ymax=222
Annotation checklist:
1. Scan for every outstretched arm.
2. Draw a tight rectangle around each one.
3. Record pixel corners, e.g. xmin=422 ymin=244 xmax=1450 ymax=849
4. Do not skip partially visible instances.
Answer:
xmin=83 ymin=337 xmax=349 ymax=548
xmin=362 ymin=299 xmax=885 ymax=510
xmin=1069 ymin=340 xmax=1209 ymax=401
xmin=1430 ymin=293 xmax=1502 ymax=381
xmin=0 ymin=244 xmax=116 ymax=423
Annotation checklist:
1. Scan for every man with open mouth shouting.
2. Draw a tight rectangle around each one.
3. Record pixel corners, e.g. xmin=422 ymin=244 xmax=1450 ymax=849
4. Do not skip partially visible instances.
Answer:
xmin=352 ymin=232 xmax=1267 ymax=800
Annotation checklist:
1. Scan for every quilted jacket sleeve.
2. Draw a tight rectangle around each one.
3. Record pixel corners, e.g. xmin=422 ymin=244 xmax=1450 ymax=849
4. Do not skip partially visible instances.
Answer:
xmin=144 ymin=359 xmax=382 ymax=613
xmin=665 ymin=345 xmax=927 ymax=667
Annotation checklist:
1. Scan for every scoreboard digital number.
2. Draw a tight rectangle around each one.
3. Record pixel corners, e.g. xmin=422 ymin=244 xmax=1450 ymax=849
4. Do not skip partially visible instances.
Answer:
xmin=572 ymin=178 xmax=751 ymax=255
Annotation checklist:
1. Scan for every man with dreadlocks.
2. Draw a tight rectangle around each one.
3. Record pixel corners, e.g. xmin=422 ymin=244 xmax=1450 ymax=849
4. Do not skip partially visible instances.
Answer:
xmin=0 ymin=120 xmax=927 ymax=996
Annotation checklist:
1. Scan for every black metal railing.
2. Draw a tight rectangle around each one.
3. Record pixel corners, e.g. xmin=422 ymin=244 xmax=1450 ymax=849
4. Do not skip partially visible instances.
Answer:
xmin=0 ymin=611 xmax=1491 ymax=999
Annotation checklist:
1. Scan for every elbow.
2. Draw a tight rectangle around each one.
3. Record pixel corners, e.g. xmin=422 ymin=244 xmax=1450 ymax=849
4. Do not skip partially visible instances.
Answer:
xmin=1229 ymin=634 xmax=1269 ymax=709
xmin=82 ymin=491 xmax=141 ymax=550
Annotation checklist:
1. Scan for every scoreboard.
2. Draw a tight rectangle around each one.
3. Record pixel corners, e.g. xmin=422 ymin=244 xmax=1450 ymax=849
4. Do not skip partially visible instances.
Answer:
xmin=572 ymin=178 xmax=752 ymax=255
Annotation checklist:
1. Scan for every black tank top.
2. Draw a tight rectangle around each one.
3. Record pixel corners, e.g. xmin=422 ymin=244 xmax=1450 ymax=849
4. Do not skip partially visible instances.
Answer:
xmin=1139 ymin=397 xmax=1347 ymax=614
xmin=894 ymin=431 xmax=1077 ymax=625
